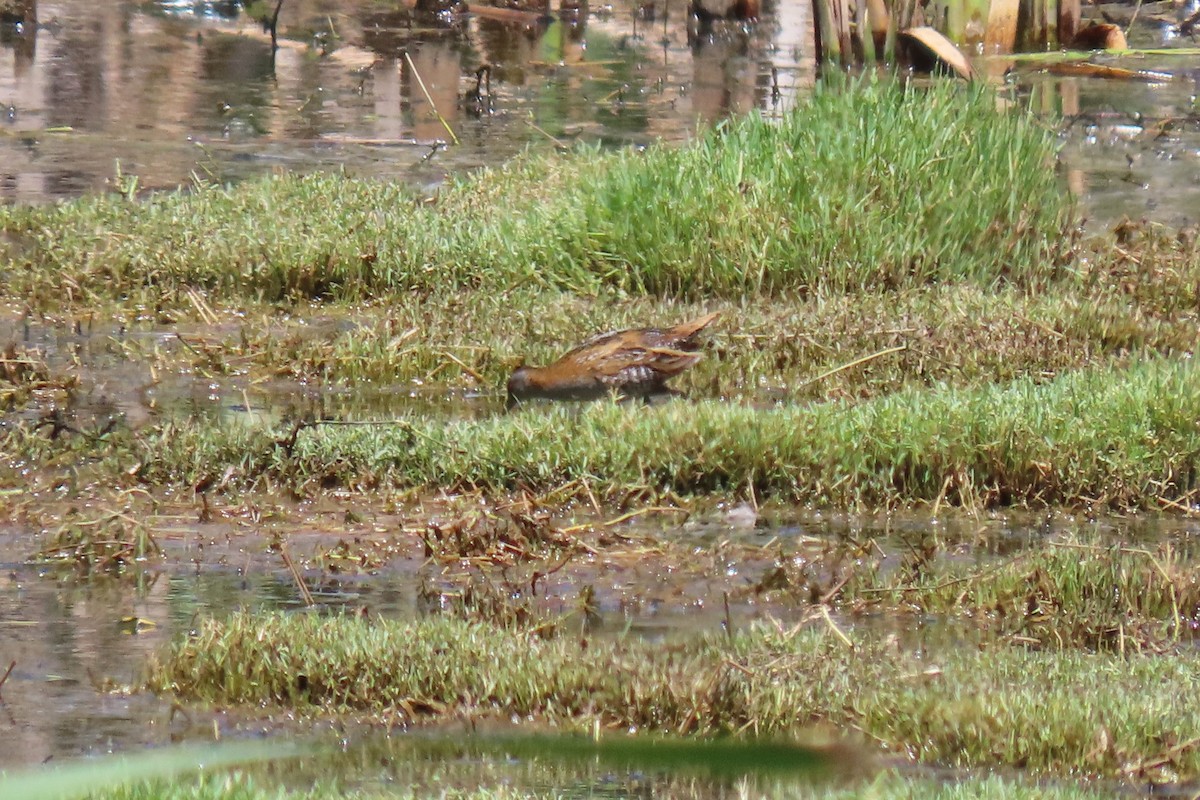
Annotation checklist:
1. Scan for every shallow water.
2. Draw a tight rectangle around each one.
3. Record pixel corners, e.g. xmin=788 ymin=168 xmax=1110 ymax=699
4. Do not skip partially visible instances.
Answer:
xmin=2 ymin=1 xmax=1200 ymax=227
xmin=2 ymin=510 xmax=1198 ymax=770
xmin=5 ymin=0 xmax=1200 ymax=791
xmin=0 ymin=0 xmax=813 ymax=202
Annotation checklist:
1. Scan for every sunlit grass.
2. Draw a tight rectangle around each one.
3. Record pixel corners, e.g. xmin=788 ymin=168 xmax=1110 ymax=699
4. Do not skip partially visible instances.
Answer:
xmin=147 ymin=611 xmax=1200 ymax=780
xmin=38 ymin=357 xmax=1188 ymax=510
xmin=0 ymin=79 xmax=1070 ymax=310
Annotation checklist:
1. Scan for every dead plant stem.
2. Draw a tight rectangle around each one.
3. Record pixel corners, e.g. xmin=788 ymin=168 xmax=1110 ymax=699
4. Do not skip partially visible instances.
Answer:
xmin=404 ymin=52 xmax=460 ymax=146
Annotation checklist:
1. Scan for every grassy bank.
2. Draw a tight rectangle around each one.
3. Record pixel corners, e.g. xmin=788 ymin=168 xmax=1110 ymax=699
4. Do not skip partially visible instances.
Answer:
xmin=2 ymin=56 xmax=1195 ymax=800
xmin=147 ymin=612 xmax=1200 ymax=781
xmin=2 ymin=77 xmax=1196 ymax=514
xmin=8 ymin=357 xmax=1187 ymax=509
xmin=76 ymin=264 xmax=1198 ymax=404
xmin=0 ymin=79 xmax=1071 ymax=310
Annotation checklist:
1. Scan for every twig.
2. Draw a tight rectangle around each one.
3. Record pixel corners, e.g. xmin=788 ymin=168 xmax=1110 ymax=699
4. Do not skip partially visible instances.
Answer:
xmin=280 ymin=545 xmax=315 ymax=606
xmin=269 ymin=0 xmax=285 ymax=51
xmin=0 ymin=660 xmax=14 ymax=698
xmin=819 ymin=605 xmax=854 ymax=649
xmin=1015 ymin=312 xmax=1065 ymax=341
xmin=403 ymin=52 xmax=459 ymax=146
xmin=530 ymin=549 xmax=579 ymax=596
xmin=796 ymin=344 xmax=907 ymax=389
xmin=1157 ymin=494 xmax=1200 ymax=517
xmin=1130 ymin=735 xmax=1200 ymax=774
xmin=580 ymin=475 xmax=601 ymax=514
xmin=931 ymin=474 xmax=952 ymax=517
xmin=1125 ymin=0 xmax=1143 ymax=39
xmin=817 ymin=569 xmax=855 ymax=605
xmin=559 ymin=506 xmax=688 ymax=533
xmin=524 ymin=117 xmax=568 ymax=149
xmin=186 ymin=287 xmax=219 ymax=326
xmin=437 ymin=350 xmax=484 ymax=383
xmin=174 ymin=333 xmax=204 ymax=357
xmin=723 ymin=591 xmax=733 ymax=640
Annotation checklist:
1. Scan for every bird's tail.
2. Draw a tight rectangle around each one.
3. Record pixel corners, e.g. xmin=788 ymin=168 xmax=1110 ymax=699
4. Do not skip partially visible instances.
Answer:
xmin=668 ymin=311 xmax=721 ymax=342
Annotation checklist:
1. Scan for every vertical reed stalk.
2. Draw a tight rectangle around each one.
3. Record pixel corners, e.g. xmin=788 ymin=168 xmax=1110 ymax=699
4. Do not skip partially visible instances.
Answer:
xmin=812 ymin=0 xmax=840 ymax=62
xmin=858 ymin=0 xmax=877 ymax=61
xmin=1058 ymin=0 xmax=1080 ymax=43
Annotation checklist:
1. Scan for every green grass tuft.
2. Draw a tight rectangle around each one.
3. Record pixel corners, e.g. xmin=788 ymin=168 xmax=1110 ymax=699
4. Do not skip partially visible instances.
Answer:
xmin=78 ymin=358 xmax=1197 ymax=510
xmin=148 ymin=611 xmax=1200 ymax=780
xmin=0 ymin=79 xmax=1071 ymax=309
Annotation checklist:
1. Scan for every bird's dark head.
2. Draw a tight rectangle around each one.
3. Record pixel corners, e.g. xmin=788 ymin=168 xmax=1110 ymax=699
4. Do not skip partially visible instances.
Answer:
xmin=505 ymin=364 xmax=533 ymax=410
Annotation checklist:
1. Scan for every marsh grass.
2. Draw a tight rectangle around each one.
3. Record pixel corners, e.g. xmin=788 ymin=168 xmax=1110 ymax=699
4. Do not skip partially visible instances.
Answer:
xmin=0 ymin=80 xmax=1070 ymax=309
xmin=30 ymin=499 xmax=163 ymax=571
xmin=832 ymin=538 xmax=1200 ymax=650
xmin=148 ymin=612 xmax=1200 ymax=780
xmin=82 ymin=358 xmax=1198 ymax=510
xmin=6 ymin=220 xmax=1192 ymax=421
xmin=148 ymin=264 xmax=1200 ymax=404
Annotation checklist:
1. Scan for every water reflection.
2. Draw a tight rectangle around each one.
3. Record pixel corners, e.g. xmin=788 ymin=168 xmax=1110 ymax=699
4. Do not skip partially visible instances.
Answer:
xmin=3 ymin=1 xmax=1200 ymax=225
xmin=0 ymin=0 xmax=815 ymax=203
xmin=3 ymin=510 xmax=1200 ymax=768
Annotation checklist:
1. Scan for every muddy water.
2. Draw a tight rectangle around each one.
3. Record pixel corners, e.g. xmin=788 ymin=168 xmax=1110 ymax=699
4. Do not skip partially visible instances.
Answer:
xmin=3 ymin=509 xmax=1198 ymax=771
xmin=0 ymin=515 xmax=802 ymax=771
xmin=0 ymin=0 xmax=813 ymax=202
xmin=6 ymin=0 xmax=1200 ymax=789
xmin=2 ymin=1 xmax=1200 ymax=225
xmin=0 ymin=314 xmax=503 ymax=425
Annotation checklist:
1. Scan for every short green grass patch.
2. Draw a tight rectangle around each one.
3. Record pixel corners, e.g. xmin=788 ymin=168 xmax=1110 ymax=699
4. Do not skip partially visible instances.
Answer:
xmin=0 ymin=79 xmax=1071 ymax=309
xmin=148 ymin=612 xmax=1200 ymax=781
xmin=81 ymin=358 xmax=1199 ymax=510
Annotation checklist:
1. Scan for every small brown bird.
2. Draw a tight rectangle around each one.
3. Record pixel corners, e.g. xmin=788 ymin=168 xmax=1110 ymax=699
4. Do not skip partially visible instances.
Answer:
xmin=506 ymin=312 xmax=720 ymax=409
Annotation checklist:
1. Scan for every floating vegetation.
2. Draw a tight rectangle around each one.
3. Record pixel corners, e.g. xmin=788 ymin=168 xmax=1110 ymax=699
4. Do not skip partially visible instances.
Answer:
xmin=0 ymin=340 xmax=74 ymax=410
xmin=32 ymin=499 xmax=163 ymax=572
xmin=421 ymin=506 xmax=578 ymax=564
